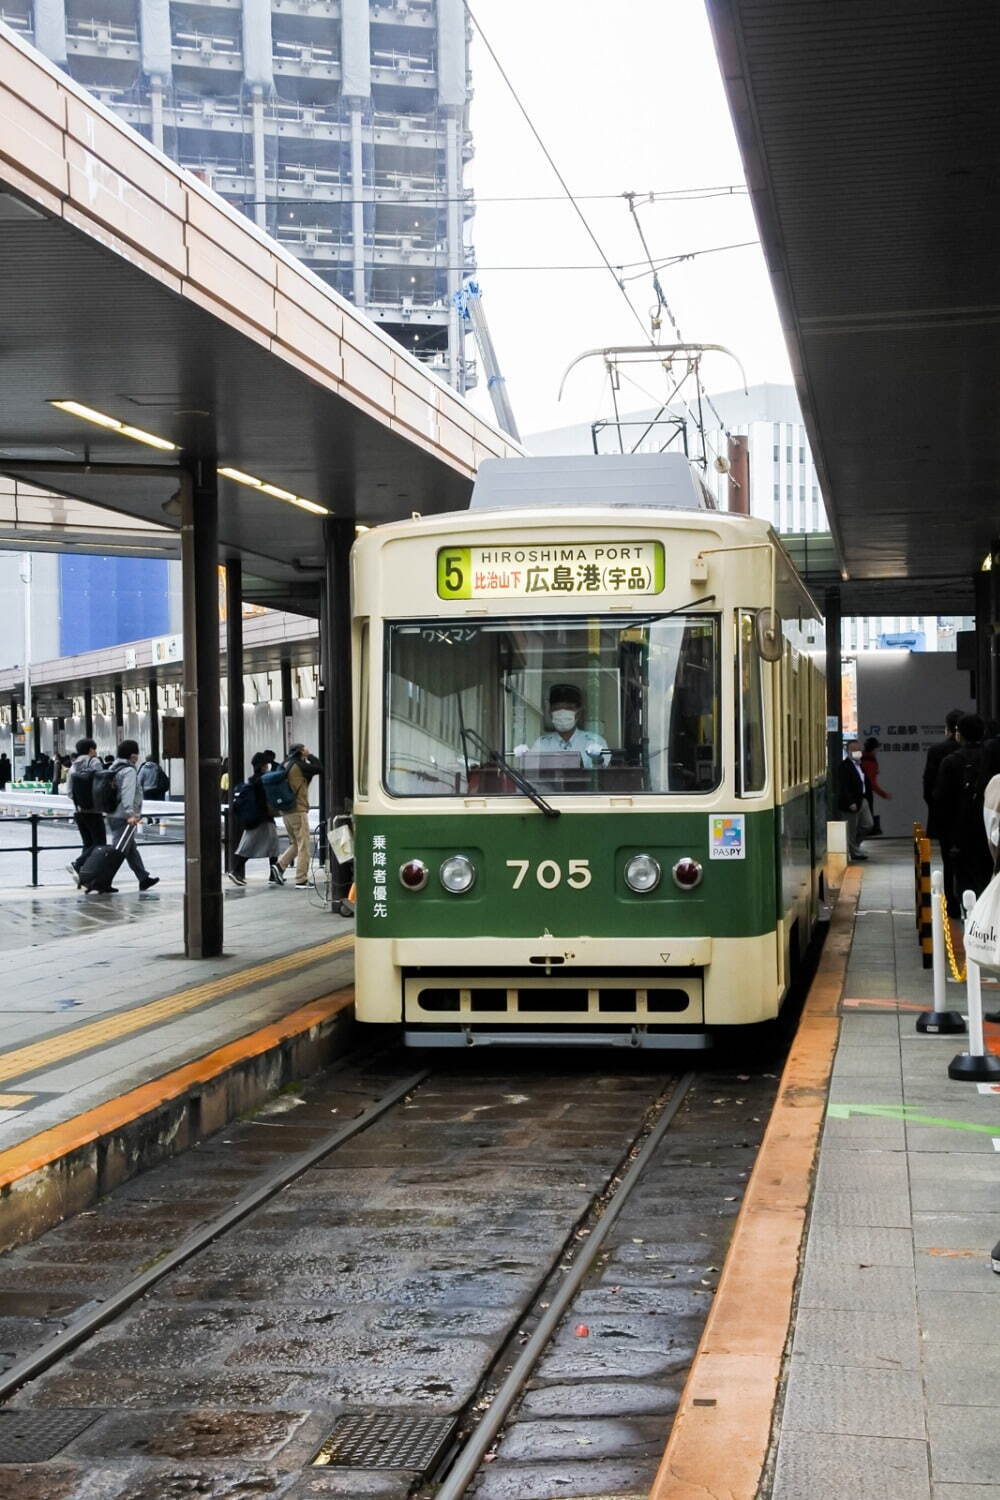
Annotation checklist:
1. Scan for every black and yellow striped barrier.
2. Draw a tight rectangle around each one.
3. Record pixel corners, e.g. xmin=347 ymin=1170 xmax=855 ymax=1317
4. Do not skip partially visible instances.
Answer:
xmin=913 ymin=823 xmax=932 ymax=969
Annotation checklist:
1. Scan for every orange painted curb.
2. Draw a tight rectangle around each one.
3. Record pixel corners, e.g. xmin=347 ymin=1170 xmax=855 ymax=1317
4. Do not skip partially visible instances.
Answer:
xmin=0 ymin=987 xmax=354 ymax=1192
xmin=648 ymin=871 xmax=860 ymax=1500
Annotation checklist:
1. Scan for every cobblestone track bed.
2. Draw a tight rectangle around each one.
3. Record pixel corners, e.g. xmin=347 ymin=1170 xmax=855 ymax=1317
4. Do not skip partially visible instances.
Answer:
xmin=0 ymin=1046 xmax=782 ymax=1500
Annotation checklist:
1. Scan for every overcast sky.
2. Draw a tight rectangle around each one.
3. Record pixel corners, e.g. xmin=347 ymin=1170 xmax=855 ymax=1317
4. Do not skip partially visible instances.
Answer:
xmin=462 ymin=0 xmax=794 ymax=440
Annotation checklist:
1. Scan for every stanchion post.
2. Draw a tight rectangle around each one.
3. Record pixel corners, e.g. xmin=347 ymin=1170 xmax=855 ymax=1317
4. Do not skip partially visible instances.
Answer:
xmin=949 ymin=888 xmax=1000 ymax=1079
xmin=29 ymin=812 xmax=39 ymax=887
xmin=916 ymin=869 xmax=966 ymax=1034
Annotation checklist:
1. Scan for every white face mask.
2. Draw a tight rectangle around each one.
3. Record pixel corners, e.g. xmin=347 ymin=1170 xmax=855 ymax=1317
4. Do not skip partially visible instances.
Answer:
xmin=850 ymin=750 xmax=863 ymax=761
xmin=551 ymin=709 xmax=577 ymax=732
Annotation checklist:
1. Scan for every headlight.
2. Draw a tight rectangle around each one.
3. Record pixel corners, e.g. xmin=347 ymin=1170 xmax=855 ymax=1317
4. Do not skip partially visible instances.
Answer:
xmin=625 ymin=853 xmax=661 ymax=893
xmin=439 ymin=854 xmax=476 ymax=894
xmin=399 ymin=859 xmax=429 ymax=890
xmin=672 ymin=857 xmax=703 ymax=890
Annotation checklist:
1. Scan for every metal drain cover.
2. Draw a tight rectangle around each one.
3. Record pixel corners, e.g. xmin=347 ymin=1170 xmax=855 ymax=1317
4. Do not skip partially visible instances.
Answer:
xmin=312 ymin=1412 xmax=455 ymax=1471
xmin=0 ymin=1408 xmax=102 ymax=1462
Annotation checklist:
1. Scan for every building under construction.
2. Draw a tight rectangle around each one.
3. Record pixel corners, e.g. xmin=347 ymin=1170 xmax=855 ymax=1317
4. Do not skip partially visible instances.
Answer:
xmin=9 ymin=0 xmax=475 ymax=388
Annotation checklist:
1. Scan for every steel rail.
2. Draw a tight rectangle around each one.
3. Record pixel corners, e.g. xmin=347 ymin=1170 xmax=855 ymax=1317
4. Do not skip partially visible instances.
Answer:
xmin=0 ymin=1066 xmax=431 ymax=1404
xmin=434 ymin=1069 xmax=697 ymax=1499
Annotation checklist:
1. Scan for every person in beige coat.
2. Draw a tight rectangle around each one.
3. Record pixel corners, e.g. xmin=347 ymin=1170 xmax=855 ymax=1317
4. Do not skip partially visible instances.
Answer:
xmin=277 ymin=743 xmax=321 ymax=888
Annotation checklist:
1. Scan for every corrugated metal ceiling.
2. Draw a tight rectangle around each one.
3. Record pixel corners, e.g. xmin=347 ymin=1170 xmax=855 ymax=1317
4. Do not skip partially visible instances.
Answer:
xmin=707 ymin=0 xmax=1000 ymax=609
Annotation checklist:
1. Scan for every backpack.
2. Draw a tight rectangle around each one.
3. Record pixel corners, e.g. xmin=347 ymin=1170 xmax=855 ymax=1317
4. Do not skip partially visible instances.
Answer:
xmin=958 ymin=751 xmax=984 ymax=824
xmin=232 ymin=780 xmax=262 ymax=829
xmin=261 ymin=763 xmax=296 ymax=813
xmin=92 ymin=766 xmax=122 ymax=816
xmin=152 ymin=767 xmax=170 ymax=798
xmin=70 ymin=765 xmax=96 ymax=811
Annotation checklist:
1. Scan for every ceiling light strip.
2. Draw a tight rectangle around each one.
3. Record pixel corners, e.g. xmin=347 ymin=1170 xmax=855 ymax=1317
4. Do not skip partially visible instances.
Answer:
xmin=49 ymin=402 xmax=330 ymax=515
xmin=218 ymin=465 xmax=330 ymax=515
xmin=50 ymin=400 xmax=179 ymax=452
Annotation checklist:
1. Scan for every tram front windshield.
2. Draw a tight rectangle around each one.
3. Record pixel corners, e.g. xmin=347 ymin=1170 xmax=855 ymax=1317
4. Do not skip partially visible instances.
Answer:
xmin=384 ymin=614 xmax=721 ymax=797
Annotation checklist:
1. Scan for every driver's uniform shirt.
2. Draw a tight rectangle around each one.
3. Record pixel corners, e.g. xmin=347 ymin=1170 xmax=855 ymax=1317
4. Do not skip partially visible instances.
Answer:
xmin=530 ymin=728 xmax=609 ymax=765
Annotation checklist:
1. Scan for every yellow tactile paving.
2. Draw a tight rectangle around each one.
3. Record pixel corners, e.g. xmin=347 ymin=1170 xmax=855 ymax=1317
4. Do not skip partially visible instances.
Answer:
xmin=0 ymin=934 xmax=354 ymax=1086
xmin=0 ymin=1094 xmax=33 ymax=1108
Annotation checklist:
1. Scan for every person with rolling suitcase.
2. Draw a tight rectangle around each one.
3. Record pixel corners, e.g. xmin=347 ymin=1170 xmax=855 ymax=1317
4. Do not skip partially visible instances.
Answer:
xmin=66 ymin=737 xmax=106 ymax=886
xmin=79 ymin=739 xmax=159 ymax=893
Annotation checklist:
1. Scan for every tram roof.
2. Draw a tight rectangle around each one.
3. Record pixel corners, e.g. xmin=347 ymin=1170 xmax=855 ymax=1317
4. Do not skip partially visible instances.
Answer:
xmin=705 ymin=0 xmax=998 ymax=613
xmin=0 ymin=25 xmax=520 ymax=615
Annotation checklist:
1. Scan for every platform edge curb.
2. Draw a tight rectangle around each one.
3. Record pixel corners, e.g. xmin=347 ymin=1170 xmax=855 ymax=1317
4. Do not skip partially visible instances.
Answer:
xmin=0 ymin=987 xmax=355 ymax=1254
xmin=647 ymin=870 xmax=860 ymax=1500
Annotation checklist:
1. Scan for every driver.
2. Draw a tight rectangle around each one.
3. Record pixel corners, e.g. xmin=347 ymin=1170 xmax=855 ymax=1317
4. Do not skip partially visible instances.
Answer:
xmin=528 ymin=683 xmax=609 ymax=766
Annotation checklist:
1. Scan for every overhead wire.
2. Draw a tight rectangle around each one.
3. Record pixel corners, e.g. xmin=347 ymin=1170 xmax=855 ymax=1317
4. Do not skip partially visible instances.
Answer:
xmin=463 ymin=0 xmax=745 ymax=465
xmin=462 ymin=0 xmax=652 ymax=346
xmin=624 ymin=193 xmax=737 ymax=439
xmin=618 ymin=240 xmax=760 ymax=282
xmin=234 ymin=185 xmax=749 ymax=208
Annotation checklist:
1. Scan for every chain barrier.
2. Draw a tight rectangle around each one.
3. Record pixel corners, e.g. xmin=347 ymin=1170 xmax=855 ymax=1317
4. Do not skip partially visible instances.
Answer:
xmin=939 ymin=891 xmax=967 ymax=982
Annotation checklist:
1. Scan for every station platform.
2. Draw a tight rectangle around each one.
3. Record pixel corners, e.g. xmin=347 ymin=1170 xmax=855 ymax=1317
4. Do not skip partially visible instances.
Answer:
xmin=656 ymin=840 xmax=1000 ymax=1500
xmin=0 ymin=850 xmax=356 ymax=1251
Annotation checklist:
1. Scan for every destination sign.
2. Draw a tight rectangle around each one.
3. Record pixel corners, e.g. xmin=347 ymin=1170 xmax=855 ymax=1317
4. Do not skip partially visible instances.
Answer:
xmin=436 ymin=541 xmax=665 ymax=600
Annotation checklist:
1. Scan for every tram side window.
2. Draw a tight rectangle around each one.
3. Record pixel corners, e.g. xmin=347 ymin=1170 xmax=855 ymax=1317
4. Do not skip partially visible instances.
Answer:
xmin=357 ymin=622 xmax=369 ymax=798
xmin=737 ymin=610 xmax=766 ymax=794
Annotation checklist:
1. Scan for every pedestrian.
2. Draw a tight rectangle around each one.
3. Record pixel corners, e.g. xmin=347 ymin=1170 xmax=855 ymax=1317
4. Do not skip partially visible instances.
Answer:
xmin=103 ymin=739 xmax=160 ymax=892
xmin=0 ymin=752 xmax=10 ymax=789
xmin=228 ymin=751 xmax=285 ymax=887
xmin=138 ymin=753 xmax=169 ymax=800
xmin=837 ymin=738 xmax=869 ymax=861
xmin=923 ymin=707 xmax=963 ymax=834
xmin=65 ymin=737 xmax=106 ymax=886
xmin=275 ymin=743 xmax=321 ymax=889
xmin=138 ymin=753 xmax=169 ymax=823
xmin=934 ymin=713 xmax=992 ymax=916
xmin=924 ymin=708 xmax=963 ymax=904
xmin=860 ymin=736 xmax=892 ymax=835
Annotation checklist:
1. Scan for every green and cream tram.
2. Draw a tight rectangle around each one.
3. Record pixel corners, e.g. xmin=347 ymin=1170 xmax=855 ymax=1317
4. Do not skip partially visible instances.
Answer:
xmin=351 ymin=454 xmax=826 ymax=1047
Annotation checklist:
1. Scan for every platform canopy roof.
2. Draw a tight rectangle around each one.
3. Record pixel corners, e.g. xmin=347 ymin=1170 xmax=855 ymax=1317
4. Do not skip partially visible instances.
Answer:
xmin=706 ymin=0 xmax=1000 ymax=615
xmin=0 ymin=25 xmax=520 ymax=614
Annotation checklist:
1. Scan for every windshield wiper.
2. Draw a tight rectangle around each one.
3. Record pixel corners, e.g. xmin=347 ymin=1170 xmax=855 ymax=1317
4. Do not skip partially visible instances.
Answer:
xmin=460 ymin=728 xmax=561 ymax=819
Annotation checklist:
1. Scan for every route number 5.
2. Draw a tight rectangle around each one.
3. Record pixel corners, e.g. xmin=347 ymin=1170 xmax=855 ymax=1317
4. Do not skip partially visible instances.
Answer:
xmin=507 ymin=859 xmax=592 ymax=890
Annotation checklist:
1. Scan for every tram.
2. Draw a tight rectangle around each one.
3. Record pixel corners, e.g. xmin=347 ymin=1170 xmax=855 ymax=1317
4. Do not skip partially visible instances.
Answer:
xmin=351 ymin=453 xmax=826 ymax=1047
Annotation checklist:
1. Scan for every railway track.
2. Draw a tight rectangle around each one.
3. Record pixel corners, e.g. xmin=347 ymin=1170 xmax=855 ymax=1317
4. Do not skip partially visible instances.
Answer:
xmin=0 ymin=1043 xmax=782 ymax=1497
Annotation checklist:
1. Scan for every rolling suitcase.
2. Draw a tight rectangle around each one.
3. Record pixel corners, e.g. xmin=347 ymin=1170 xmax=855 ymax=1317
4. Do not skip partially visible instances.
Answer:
xmin=79 ymin=824 xmax=136 ymax=893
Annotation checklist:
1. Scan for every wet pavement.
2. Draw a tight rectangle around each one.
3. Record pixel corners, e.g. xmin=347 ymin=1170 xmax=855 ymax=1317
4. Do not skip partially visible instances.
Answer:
xmin=0 ymin=1049 xmax=781 ymax=1499
xmin=0 ymin=810 xmax=347 ymax=1154
xmin=0 ymin=815 xmax=186 ymax=950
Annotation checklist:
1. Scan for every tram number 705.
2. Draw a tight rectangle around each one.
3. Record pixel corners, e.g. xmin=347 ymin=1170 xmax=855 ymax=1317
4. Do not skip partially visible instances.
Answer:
xmin=506 ymin=859 xmax=592 ymax=890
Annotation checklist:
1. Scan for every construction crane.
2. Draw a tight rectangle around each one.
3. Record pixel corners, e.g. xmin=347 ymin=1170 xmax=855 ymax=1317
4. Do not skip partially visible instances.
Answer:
xmin=453 ymin=282 xmax=521 ymax=444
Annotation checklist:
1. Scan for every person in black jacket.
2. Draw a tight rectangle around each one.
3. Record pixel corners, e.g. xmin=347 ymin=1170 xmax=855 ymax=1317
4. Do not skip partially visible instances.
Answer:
xmin=923 ymin=708 xmax=963 ymax=838
xmin=837 ymin=739 xmax=868 ymax=861
xmin=924 ymin=708 xmax=963 ymax=906
xmin=934 ymin=713 xmax=993 ymax=916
